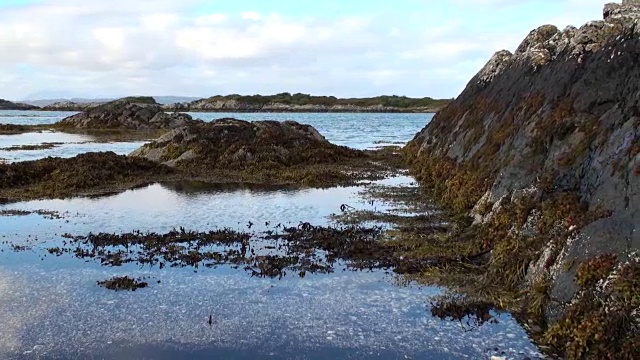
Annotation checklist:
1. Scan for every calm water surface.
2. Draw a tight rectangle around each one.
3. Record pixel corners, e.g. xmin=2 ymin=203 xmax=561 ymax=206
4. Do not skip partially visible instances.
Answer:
xmin=0 ymin=111 xmax=543 ymax=360
xmin=0 ymin=111 xmax=432 ymax=163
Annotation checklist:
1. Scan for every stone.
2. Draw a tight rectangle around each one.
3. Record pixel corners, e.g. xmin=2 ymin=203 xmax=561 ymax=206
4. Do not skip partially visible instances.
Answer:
xmin=406 ymin=0 xmax=640 ymax=330
xmin=129 ymin=118 xmax=364 ymax=170
xmin=56 ymin=97 xmax=196 ymax=130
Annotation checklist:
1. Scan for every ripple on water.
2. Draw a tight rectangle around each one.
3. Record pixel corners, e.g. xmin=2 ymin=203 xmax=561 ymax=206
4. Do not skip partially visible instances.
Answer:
xmin=0 ymin=112 xmax=542 ymax=359
xmin=0 ymin=177 xmax=543 ymax=359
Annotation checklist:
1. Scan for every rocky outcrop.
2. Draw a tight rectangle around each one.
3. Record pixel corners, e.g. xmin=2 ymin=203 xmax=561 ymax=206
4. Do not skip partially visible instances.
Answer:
xmin=0 ymin=99 xmax=39 ymax=110
xmin=42 ymin=101 xmax=104 ymax=111
xmin=0 ymin=152 xmax=173 ymax=200
xmin=56 ymin=97 xmax=196 ymax=130
xmin=163 ymin=94 xmax=450 ymax=113
xmin=130 ymin=118 xmax=364 ymax=168
xmin=406 ymin=1 xmax=638 ymax=357
xmin=165 ymin=100 xmax=440 ymax=113
xmin=34 ymin=95 xmax=449 ymax=113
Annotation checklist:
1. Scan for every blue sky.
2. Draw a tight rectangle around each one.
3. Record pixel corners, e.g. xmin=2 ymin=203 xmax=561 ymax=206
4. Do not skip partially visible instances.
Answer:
xmin=0 ymin=0 xmax=606 ymax=100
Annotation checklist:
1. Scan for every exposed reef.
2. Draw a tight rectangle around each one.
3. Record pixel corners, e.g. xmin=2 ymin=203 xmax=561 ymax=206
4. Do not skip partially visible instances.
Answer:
xmin=0 ymin=152 xmax=174 ymax=201
xmin=129 ymin=118 xmax=400 ymax=187
xmin=0 ymin=118 xmax=404 ymax=201
xmin=130 ymin=118 xmax=362 ymax=168
xmin=404 ymin=1 xmax=639 ymax=358
xmin=55 ymin=97 xmax=196 ymax=130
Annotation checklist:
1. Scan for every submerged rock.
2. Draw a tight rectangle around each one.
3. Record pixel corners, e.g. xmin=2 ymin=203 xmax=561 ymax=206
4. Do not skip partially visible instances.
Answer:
xmin=130 ymin=118 xmax=365 ymax=169
xmin=405 ymin=1 xmax=639 ymax=357
xmin=55 ymin=97 xmax=196 ymax=130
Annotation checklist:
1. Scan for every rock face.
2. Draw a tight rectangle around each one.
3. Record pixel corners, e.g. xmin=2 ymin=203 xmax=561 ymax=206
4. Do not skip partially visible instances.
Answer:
xmin=0 ymin=99 xmax=39 ymax=110
xmin=406 ymin=1 xmax=638 ymax=355
xmin=130 ymin=118 xmax=363 ymax=169
xmin=56 ymin=97 xmax=195 ymax=130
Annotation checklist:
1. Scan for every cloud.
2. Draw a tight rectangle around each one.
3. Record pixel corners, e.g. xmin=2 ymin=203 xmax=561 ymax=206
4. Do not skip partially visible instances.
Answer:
xmin=0 ymin=0 xmax=605 ymax=100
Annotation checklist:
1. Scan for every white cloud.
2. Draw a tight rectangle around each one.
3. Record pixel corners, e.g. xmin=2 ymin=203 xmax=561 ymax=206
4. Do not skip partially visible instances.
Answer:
xmin=240 ymin=12 xmax=261 ymax=21
xmin=0 ymin=0 xmax=606 ymax=100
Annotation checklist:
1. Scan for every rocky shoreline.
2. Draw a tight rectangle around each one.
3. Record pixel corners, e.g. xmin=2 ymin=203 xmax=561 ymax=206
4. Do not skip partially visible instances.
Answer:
xmin=0 ymin=99 xmax=39 ymax=110
xmin=36 ymin=94 xmax=449 ymax=113
xmin=0 ymin=98 xmax=404 ymax=202
xmin=405 ymin=1 xmax=639 ymax=358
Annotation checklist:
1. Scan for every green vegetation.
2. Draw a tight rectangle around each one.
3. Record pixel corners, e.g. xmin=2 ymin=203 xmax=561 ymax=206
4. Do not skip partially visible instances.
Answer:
xmin=199 ymin=93 xmax=451 ymax=110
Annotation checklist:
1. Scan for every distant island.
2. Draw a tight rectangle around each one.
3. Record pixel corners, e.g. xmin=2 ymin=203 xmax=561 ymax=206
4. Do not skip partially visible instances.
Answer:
xmin=6 ymin=93 xmax=451 ymax=113
xmin=0 ymin=99 xmax=39 ymax=111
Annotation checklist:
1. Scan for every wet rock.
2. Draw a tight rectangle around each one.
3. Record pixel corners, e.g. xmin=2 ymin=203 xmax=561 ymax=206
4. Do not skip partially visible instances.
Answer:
xmin=55 ymin=97 xmax=197 ymax=130
xmin=130 ymin=118 xmax=365 ymax=170
xmin=0 ymin=151 xmax=173 ymax=200
xmin=0 ymin=124 xmax=36 ymax=135
xmin=405 ymin=1 xmax=639 ymax=356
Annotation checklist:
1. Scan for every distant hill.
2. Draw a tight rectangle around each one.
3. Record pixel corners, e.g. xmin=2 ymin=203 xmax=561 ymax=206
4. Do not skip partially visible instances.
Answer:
xmin=172 ymin=93 xmax=452 ymax=113
xmin=19 ymin=94 xmax=452 ymax=113
xmin=22 ymin=96 xmax=201 ymax=107
xmin=0 ymin=99 xmax=39 ymax=110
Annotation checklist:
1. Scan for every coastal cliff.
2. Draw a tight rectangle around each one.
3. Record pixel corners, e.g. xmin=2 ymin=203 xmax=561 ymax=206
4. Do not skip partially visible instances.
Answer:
xmin=405 ymin=1 xmax=638 ymax=357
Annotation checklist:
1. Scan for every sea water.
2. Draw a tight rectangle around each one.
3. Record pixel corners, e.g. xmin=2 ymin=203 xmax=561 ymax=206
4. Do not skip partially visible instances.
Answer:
xmin=0 ymin=111 xmax=542 ymax=360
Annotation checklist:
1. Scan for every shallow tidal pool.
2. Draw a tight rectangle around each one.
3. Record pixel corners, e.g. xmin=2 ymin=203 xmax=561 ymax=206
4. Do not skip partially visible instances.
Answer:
xmin=0 ymin=111 xmax=543 ymax=359
xmin=0 ymin=178 xmax=543 ymax=360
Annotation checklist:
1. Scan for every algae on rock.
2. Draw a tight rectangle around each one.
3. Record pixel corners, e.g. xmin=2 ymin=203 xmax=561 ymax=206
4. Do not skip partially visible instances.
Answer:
xmin=404 ymin=1 xmax=639 ymax=358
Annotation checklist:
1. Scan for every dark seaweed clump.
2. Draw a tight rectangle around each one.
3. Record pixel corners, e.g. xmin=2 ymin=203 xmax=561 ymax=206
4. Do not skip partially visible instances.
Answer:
xmin=0 ymin=124 xmax=33 ymax=135
xmin=32 ymin=222 xmax=453 ymax=281
xmin=53 ymin=225 xmax=390 ymax=279
xmin=97 ymin=276 xmax=149 ymax=291
xmin=0 ymin=151 xmax=174 ymax=200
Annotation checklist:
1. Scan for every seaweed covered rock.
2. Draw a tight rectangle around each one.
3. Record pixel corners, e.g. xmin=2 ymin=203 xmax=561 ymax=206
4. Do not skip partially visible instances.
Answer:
xmin=55 ymin=96 xmax=196 ymax=130
xmin=405 ymin=2 xmax=639 ymax=357
xmin=0 ymin=152 xmax=173 ymax=200
xmin=130 ymin=118 xmax=365 ymax=169
xmin=42 ymin=101 xmax=103 ymax=111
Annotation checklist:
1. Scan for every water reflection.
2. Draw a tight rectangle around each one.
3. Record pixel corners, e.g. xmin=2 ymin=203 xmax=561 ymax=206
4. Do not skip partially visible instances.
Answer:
xmin=0 ymin=131 xmax=145 ymax=163
xmin=0 ymin=177 xmax=543 ymax=359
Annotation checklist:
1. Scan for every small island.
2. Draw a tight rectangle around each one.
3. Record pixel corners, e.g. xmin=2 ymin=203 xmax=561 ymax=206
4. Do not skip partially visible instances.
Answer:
xmin=30 ymin=93 xmax=451 ymax=113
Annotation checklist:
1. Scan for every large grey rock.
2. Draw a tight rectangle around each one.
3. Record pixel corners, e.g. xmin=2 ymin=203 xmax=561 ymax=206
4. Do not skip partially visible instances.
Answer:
xmin=407 ymin=1 xmax=640 ymax=324
xmin=56 ymin=97 xmax=196 ymax=130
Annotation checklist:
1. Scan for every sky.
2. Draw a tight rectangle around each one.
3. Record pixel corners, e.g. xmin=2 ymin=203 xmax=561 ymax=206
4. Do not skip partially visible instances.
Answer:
xmin=0 ymin=0 xmax=606 ymax=100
